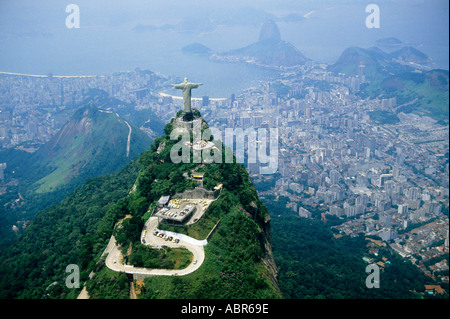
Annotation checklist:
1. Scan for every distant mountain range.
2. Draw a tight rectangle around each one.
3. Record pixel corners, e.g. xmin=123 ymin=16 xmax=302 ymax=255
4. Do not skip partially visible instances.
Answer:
xmin=328 ymin=46 xmax=431 ymax=80
xmin=390 ymin=46 xmax=431 ymax=64
xmin=360 ymin=69 xmax=449 ymax=121
xmin=375 ymin=37 xmax=404 ymax=47
xmin=181 ymin=43 xmax=213 ymax=56
xmin=132 ymin=6 xmax=306 ymax=34
xmin=327 ymin=45 xmax=448 ymax=121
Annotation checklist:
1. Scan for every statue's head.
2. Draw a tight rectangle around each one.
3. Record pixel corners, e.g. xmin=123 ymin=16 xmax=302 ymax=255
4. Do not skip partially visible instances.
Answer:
xmin=184 ymin=77 xmax=188 ymax=83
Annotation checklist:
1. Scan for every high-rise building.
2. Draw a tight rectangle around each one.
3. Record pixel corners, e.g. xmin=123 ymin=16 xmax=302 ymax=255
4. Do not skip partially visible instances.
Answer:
xmin=379 ymin=228 xmax=397 ymax=242
xmin=230 ymin=93 xmax=235 ymax=105
xmin=253 ymin=116 xmax=263 ymax=127
xmin=240 ymin=116 xmax=251 ymax=127
xmin=384 ymin=180 xmax=395 ymax=194
xmin=364 ymin=147 xmax=371 ymax=159
xmin=0 ymin=162 xmax=6 ymax=181
xmin=356 ymin=194 xmax=369 ymax=207
xmin=445 ymin=230 xmax=449 ymax=249
xmin=305 ymin=106 xmax=311 ymax=119
xmin=202 ymin=96 xmax=210 ymax=107
xmin=393 ymin=166 xmax=400 ymax=179
xmin=398 ymin=204 xmax=408 ymax=215
xmin=329 ymin=205 xmax=344 ymax=217
xmin=379 ymin=214 xmax=391 ymax=227
xmin=379 ymin=174 xmax=393 ymax=187
xmin=407 ymin=187 xmax=419 ymax=201
xmin=350 ymin=77 xmax=361 ymax=91
xmin=358 ymin=63 xmax=365 ymax=81
xmin=299 ymin=207 xmax=312 ymax=219
xmin=330 ymin=170 xmax=340 ymax=185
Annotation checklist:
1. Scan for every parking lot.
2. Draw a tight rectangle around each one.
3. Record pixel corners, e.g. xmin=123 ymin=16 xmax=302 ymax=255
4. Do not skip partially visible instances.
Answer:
xmin=149 ymin=230 xmax=180 ymax=245
xmin=154 ymin=197 xmax=213 ymax=225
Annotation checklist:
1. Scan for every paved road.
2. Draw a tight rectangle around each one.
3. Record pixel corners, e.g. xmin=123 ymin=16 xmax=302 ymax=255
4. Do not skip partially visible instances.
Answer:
xmin=123 ymin=119 xmax=132 ymax=158
xmin=98 ymin=109 xmax=132 ymax=157
xmin=77 ymin=287 xmax=90 ymax=299
xmin=105 ymin=217 xmax=205 ymax=276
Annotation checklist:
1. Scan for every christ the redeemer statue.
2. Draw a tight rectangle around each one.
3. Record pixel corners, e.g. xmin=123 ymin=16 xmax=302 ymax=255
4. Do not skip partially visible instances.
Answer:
xmin=171 ymin=77 xmax=203 ymax=113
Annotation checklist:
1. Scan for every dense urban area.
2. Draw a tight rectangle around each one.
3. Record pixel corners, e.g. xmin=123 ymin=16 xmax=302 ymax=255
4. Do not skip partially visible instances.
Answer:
xmin=0 ymin=56 xmax=448 ymax=294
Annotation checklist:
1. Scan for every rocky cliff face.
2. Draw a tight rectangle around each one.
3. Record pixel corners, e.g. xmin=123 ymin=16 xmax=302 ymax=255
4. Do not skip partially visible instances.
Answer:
xmin=262 ymin=212 xmax=281 ymax=293
xmin=259 ymin=19 xmax=281 ymax=42
xmin=248 ymin=199 xmax=280 ymax=293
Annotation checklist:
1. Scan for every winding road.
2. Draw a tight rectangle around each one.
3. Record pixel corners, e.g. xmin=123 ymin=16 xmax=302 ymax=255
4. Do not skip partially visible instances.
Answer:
xmin=97 ymin=109 xmax=132 ymax=157
xmin=104 ymin=216 xmax=206 ymax=276
xmin=123 ymin=118 xmax=132 ymax=158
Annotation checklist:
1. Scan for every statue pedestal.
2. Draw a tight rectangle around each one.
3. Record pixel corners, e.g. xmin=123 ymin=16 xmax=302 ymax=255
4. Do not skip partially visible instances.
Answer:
xmin=173 ymin=112 xmax=203 ymax=132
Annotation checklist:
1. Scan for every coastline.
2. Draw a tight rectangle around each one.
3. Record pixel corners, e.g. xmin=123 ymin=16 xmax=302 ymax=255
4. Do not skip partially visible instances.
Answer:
xmin=0 ymin=71 xmax=98 ymax=78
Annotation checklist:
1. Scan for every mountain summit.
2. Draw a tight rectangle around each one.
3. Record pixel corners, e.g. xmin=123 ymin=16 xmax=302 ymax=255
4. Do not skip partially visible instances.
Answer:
xmin=31 ymin=105 xmax=151 ymax=194
xmin=259 ymin=19 xmax=281 ymax=41
xmin=0 ymin=109 xmax=282 ymax=299
xmin=328 ymin=46 xmax=431 ymax=80
xmin=212 ymin=20 xmax=308 ymax=68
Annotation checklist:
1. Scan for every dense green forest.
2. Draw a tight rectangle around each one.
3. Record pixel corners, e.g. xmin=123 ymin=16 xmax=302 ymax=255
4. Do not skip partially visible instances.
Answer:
xmin=139 ymin=204 xmax=280 ymax=299
xmin=368 ymin=110 xmax=400 ymax=125
xmin=0 ymin=160 xmax=140 ymax=298
xmin=264 ymin=195 xmax=444 ymax=299
xmin=0 ymin=113 xmax=281 ymax=299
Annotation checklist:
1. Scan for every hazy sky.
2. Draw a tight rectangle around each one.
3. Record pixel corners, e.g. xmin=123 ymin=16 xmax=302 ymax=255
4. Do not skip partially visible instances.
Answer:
xmin=1 ymin=0 xmax=448 ymax=30
xmin=0 ymin=0 xmax=448 ymax=80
